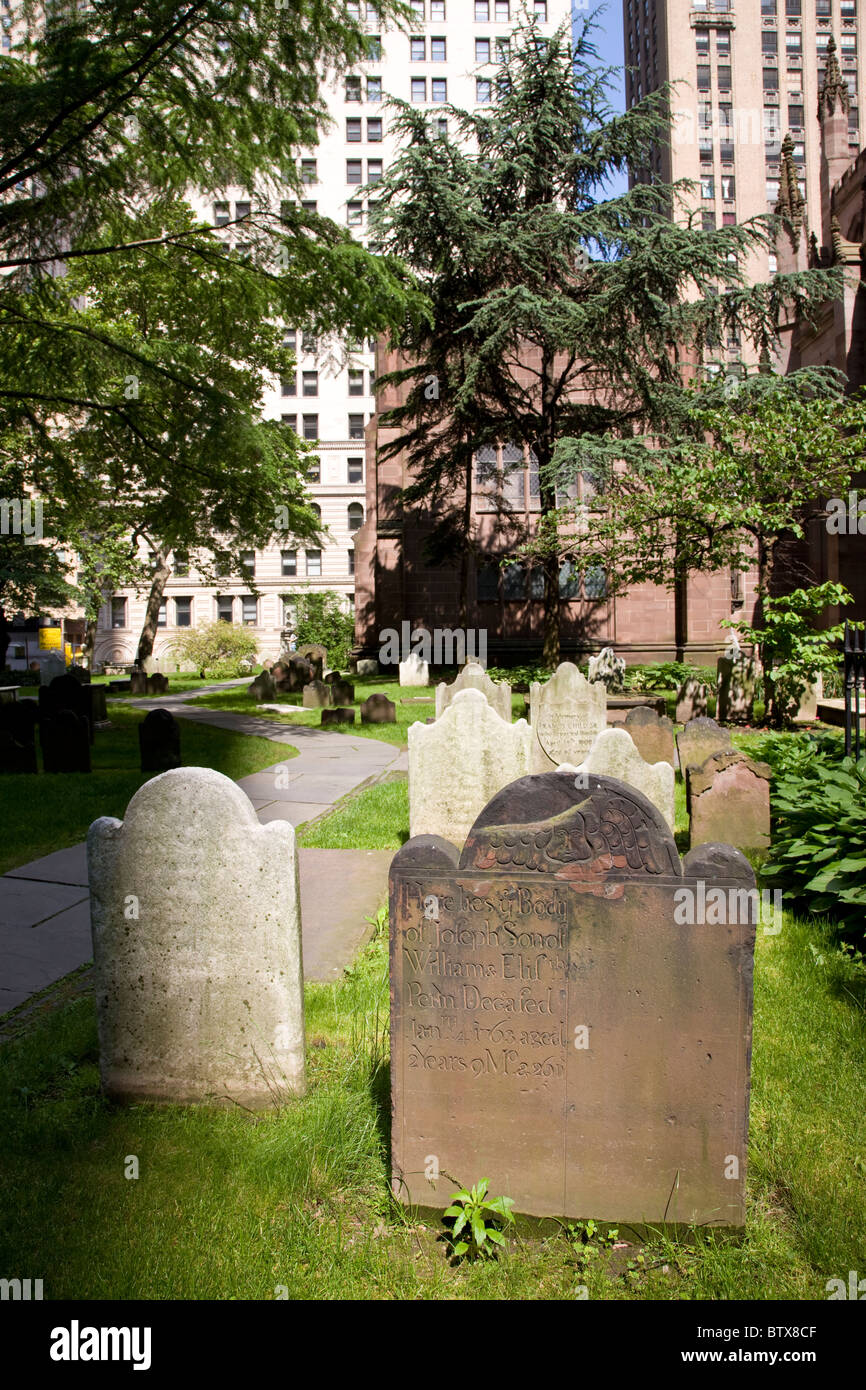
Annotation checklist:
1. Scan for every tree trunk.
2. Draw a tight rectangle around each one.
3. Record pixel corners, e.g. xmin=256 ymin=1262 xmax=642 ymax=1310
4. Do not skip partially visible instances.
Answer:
xmin=82 ymin=617 xmax=98 ymax=668
xmin=136 ymin=553 xmax=171 ymax=666
xmin=459 ymin=451 xmax=472 ymax=632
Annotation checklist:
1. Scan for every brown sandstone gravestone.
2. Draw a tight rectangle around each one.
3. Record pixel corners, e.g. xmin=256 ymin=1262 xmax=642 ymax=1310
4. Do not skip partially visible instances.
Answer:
xmin=676 ymin=716 xmax=731 ymax=774
xmin=361 ymin=693 xmax=396 ymax=724
xmin=297 ymin=644 xmax=327 ymax=681
xmin=302 ymin=679 xmax=332 ymax=708
xmin=688 ymin=750 xmax=772 ymax=852
xmin=146 ymin=673 xmax=169 ymax=696
xmin=139 ymin=708 xmax=182 ymax=773
xmin=390 ymin=772 xmax=756 ymax=1226
xmin=249 ymin=669 xmax=277 ymax=703
xmin=324 ymin=674 xmax=355 ymax=705
xmin=321 ymin=707 xmax=356 ymax=727
xmin=41 ymin=709 xmax=92 ymax=773
xmin=624 ymin=706 xmax=675 ymax=766
xmin=676 ymin=678 xmax=710 ymax=725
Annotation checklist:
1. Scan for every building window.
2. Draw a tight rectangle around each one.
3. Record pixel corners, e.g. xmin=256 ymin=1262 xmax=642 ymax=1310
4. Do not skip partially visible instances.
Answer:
xmin=716 ymin=30 xmax=731 ymax=56
xmin=366 ymin=34 xmax=382 ymax=62
xmin=431 ymin=36 xmax=446 ymax=61
xmin=559 ymin=560 xmax=580 ymax=600
xmin=303 ymin=415 xmax=319 ymax=440
xmin=111 ymin=597 xmax=127 ymax=628
xmin=367 ymin=118 xmax=383 ymax=141
xmin=300 ymin=159 xmax=317 ymax=185
xmin=410 ymin=0 xmax=425 ymax=15
xmin=367 ymin=159 xmax=383 ymax=185
xmin=347 ymin=0 xmax=361 ymax=16
xmin=367 ymin=77 xmax=382 ymax=102
xmin=696 ymin=31 xmax=710 ymax=55
xmin=346 ymin=118 xmax=362 ymax=141
xmin=347 ymin=200 xmax=364 ymax=225
xmin=348 ymin=369 xmax=365 ymax=395
xmin=281 ymin=550 xmax=297 ymax=577
xmin=301 ymin=200 xmax=317 ymax=214
xmin=761 ymin=0 xmax=777 ymax=11
xmin=785 ymin=0 xmax=801 ymax=11
xmin=476 ymin=37 xmax=491 ymax=61
xmin=234 ymin=201 xmax=250 ymax=222
xmin=502 ymin=563 xmax=526 ymax=600
xmin=431 ymin=0 xmax=446 ymax=15
xmin=788 ymin=102 xmax=804 ymax=126
xmin=213 ymin=202 xmax=230 ymax=226
xmin=475 ymin=0 xmax=489 ymax=18
xmin=534 ymin=0 xmax=547 ymax=15
xmin=785 ymin=32 xmax=802 ymax=55
xmin=240 ymin=550 xmax=255 ymax=577
xmin=241 ymin=596 xmax=257 ymax=627
xmin=431 ymin=78 xmax=447 ymax=102
xmin=307 ymin=457 xmax=321 ymax=483
xmin=281 ymin=414 xmax=297 ymax=433
xmin=155 ymin=600 xmax=167 ymax=628
xmin=411 ymin=77 xmax=427 ymax=102
xmin=766 ymin=177 xmax=780 ymax=201
xmin=764 ymin=67 xmax=779 ymax=90
xmin=717 ymin=65 xmax=732 ymax=89
xmin=349 ymin=413 xmax=365 ymax=439
xmin=701 ymin=175 xmax=715 ymax=198
xmin=411 ymin=36 xmax=426 ymax=60
xmin=348 ymin=457 xmax=364 ymax=483
xmin=175 ymin=597 xmax=192 ymax=627
xmin=584 ymin=566 xmax=608 ymax=600
xmin=215 ymin=549 xmax=232 ymax=577
xmin=217 ymin=596 xmax=234 ymax=623
xmin=348 ymin=549 xmax=355 ymax=576
xmin=283 ymin=327 xmax=297 ymax=351
xmin=306 ymin=549 xmax=322 ymax=577
xmin=302 ymin=371 xmax=318 ymax=396
xmin=702 ymin=210 xmax=716 ymax=230
xmin=173 ymin=550 xmax=189 ymax=577
xmin=348 ymin=502 xmax=364 ymax=532
xmin=697 ymin=65 xmax=711 ymax=91
xmin=477 ymin=561 xmax=498 ymax=601
xmin=345 ymin=75 xmax=362 ymax=101
xmin=721 ymin=173 xmax=735 ymax=199
xmin=494 ymin=0 xmax=510 ymax=17
xmin=477 ymin=78 xmax=493 ymax=103
xmin=722 ymin=210 xmax=736 ymax=226
xmin=762 ymin=31 xmax=778 ymax=55
xmin=301 ymin=331 xmax=317 ymax=353
xmin=281 ymin=374 xmax=296 ymax=396
xmin=347 ymin=158 xmax=363 ymax=184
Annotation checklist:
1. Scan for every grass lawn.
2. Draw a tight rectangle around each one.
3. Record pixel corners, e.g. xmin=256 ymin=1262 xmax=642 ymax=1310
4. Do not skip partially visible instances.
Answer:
xmin=0 ymin=900 xmax=863 ymax=1300
xmin=0 ymin=705 xmax=294 ymax=875
xmin=89 ymin=674 xmax=243 ymax=698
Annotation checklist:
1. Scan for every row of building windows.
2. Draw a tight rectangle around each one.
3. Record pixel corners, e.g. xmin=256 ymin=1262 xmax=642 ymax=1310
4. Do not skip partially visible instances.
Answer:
xmin=109 ymin=576 xmax=356 ymax=631
xmin=280 ymin=414 xmax=368 ymax=440
xmin=280 ymin=371 xmax=374 ymax=397
xmin=476 ymin=562 xmax=607 ymax=603
xmin=759 ymin=0 xmax=857 ymax=13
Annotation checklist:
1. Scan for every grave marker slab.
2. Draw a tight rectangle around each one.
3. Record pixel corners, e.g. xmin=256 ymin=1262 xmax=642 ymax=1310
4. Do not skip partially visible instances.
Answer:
xmin=390 ymin=772 xmax=756 ymax=1225
xmin=249 ymin=669 xmax=277 ymax=703
xmin=529 ymin=662 xmax=606 ymax=772
xmin=41 ymin=709 xmax=91 ymax=773
xmin=0 ymin=701 xmax=37 ymax=773
xmin=676 ymin=717 xmax=732 ymax=775
xmin=146 ymin=673 xmax=169 ymax=696
xmin=321 ymin=707 xmax=356 ymax=727
xmin=324 ymin=675 xmax=355 ymax=705
xmin=139 ymin=709 xmax=182 ymax=773
xmin=675 ymin=678 xmax=710 ymax=725
xmin=408 ymin=689 xmax=531 ymax=845
xmin=87 ymin=767 xmax=306 ymax=1108
xmin=688 ymin=750 xmax=772 ymax=852
xmin=624 ymin=706 xmax=675 ymax=767
xmin=361 ymin=693 xmax=396 ymax=724
xmin=399 ymin=651 xmax=430 ymax=687
xmin=297 ymin=644 xmax=327 ymax=681
xmin=575 ymin=726 xmax=676 ymax=829
xmin=302 ymin=679 xmax=332 ymax=708
xmin=435 ymin=662 xmax=511 ymax=723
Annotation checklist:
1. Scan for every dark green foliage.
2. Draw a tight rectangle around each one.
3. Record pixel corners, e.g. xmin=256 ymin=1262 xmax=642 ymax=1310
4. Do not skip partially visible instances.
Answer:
xmin=291 ymin=589 xmax=355 ymax=671
xmin=761 ymin=736 xmax=866 ymax=927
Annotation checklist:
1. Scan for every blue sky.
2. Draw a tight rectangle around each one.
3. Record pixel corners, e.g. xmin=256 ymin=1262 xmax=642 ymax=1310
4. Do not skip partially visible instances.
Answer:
xmin=573 ymin=2 xmax=629 ymax=199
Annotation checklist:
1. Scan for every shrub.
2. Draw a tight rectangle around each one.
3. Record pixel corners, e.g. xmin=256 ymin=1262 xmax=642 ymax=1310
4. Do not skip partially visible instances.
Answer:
xmin=173 ymin=621 xmax=259 ymax=679
xmin=289 ymin=590 xmax=354 ymax=671
xmin=761 ymin=734 xmax=866 ymax=927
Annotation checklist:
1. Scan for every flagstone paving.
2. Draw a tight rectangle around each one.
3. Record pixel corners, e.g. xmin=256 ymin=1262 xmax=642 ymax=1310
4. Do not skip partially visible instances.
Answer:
xmin=0 ymin=683 xmax=404 ymax=1022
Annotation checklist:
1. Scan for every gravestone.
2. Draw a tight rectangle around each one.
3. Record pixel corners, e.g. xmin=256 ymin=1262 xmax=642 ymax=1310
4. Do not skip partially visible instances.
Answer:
xmin=324 ymin=674 xmax=355 ymax=706
xmin=275 ymin=655 xmax=313 ymax=693
xmin=529 ymin=662 xmax=606 ymax=773
xmin=389 ymin=771 xmax=756 ymax=1225
xmin=357 ymin=658 xmax=379 ymax=677
xmin=39 ymin=652 xmax=66 ymax=685
xmin=321 ymin=707 xmax=356 ymax=727
xmin=87 ymin=767 xmax=306 ymax=1108
xmin=297 ymin=644 xmax=327 ymax=681
xmin=408 ymin=689 xmax=531 ymax=844
xmin=41 ymin=709 xmax=91 ymax=773
xmin=302 ymin=679 xmax=332 ymax=708
xmin=41 ymin=674 xmax=93 ymax=743
xmin=0 ymin=702 xmax=38 ymax=774
xmin=689 ymin=750 xmax=772 ymax=852
xmin=587 ymin=646 xmax=626 ymax=692
xmin=130 ymin=670 xmax=148 ymax=695
xmin=676 ymin=717 xmax=732 ymax=775
xmin=248 ymin=669 xmax=277 ymax=703
xmin=795 ymin=673 xmax=822 ymax=723
xmin=399 ymin=651 xmax=430 ymax=687
xmin=139 ymin=709 xmax=182 ymax=773
xmin=146 ymin=673 xmax=169 ymax=696
xmin=717 ymin=638 xmax=759 ymax=724
xmin=435 ymin=662 xmax=511 ymax=724
xmin=574 ymin=726 xmax=676 ymax=830
xmin=86 ymin=686 xmax=108 ymax=725
xmin=676 ymin=677 xmax=710 ymax=725
xmin=624 ymin=706 xmax=676 ymax=767
xmin=361 ymin=693 xmax=396 ymax=724
xmin=68 ymin=665 xmax=91 ymax=685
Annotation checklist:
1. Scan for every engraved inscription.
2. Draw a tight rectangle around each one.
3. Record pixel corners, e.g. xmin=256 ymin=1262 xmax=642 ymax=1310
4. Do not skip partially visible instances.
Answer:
xmin=537 ymin=710 xmax=601 ymax=766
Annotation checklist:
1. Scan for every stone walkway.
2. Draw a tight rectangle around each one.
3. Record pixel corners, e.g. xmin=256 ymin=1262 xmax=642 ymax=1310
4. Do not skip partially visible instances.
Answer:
xmin=0 ymin=682 xmax=406 ymax=1022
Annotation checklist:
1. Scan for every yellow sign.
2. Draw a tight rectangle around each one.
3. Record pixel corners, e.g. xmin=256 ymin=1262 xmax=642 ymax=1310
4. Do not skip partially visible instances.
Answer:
xmin=38 ymin=627 xmax=63 ymax=651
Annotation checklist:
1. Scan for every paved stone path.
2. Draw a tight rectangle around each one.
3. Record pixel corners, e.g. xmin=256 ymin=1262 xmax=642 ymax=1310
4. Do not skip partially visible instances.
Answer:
xmin=0 ymin=682 xmax=406 ymax=1021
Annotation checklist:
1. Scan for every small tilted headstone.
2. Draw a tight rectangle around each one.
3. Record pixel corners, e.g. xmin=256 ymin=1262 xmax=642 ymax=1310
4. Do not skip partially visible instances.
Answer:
xmin=624 ymin=705 xmax=676 ymax=767
xmin=361 ymin=693 xmax=396 ymax=724
xmin=302 ymin=679 xmax=332 ymax=708
xmin=389 ymin=771 xmax=756 ymax=1225
xmin=324 ymin=675 xmax=355 ymax=706
xmin=676 ymin=716 xmax=732 ymax=775
xmin=248 ymin=669 xmax=277 ymax=703
xmin=675 ymin=677 xmax=710 ymax=725
xmin=139 ymin=709 xmax=182 ymax=773
xmin=87 ymin=767 xmax=306 ymax=1108
xmin=321 ymin=707 xmax=356 ymax=727
xmin=688 ymin=750 xmax=772 ymax=852
xmin=129 ymin=671 xmax=148 ymax=695
xmin=356 ymin=658 xmax=379 ymax=677
xmin=399 ymin=651 xmax=430 ymax=687
xmin=146 ymin=673 xmax=169 ymax=696
xmin=297 ymin=644 xmax=327 ymax=681
xmin=41 ymin=709 xmax=91 ymax=773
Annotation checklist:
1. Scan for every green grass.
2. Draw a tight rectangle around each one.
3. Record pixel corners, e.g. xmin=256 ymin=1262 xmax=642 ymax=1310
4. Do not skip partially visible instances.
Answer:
xmin=90 ymin=674 xmax=243 ymax=698
xmin=299 ymin=777 xmax=410 ymax=850
xmin=0 ymin=906 xmax=864 ymax=1299
xmin=0 ymin=705 xmax=295 ymax=874
xmin=188 ymin=676 xmax=437 ymax=746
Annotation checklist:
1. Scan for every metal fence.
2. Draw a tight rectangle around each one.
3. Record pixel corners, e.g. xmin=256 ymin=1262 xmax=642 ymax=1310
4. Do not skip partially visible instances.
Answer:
xmin=844 ymin=622 xmax=866 ymax=757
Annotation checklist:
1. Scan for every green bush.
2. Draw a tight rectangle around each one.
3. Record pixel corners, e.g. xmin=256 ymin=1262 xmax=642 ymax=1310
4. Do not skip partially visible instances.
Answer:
xmin=761 ymin=735 xmax=866 ymax=927
xmin=173 ymin=621 xmax=259 ymax=679
xmin=290 ymin=590 xmax=354 ymax=672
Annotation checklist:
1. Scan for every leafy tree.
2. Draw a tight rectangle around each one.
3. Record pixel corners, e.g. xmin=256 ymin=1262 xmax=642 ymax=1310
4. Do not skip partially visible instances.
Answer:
xmin=71 ymin=524 xmax=147 ymax=667
xmin=288 ymin=589 xmax=355 ymax=671
xmin=370 ymin=13 xmax=839 ymax=667
xmin=722 ymin=582 xmax=852 ymax=728
xmin=174 ymin=619 xmax=259 ymax=678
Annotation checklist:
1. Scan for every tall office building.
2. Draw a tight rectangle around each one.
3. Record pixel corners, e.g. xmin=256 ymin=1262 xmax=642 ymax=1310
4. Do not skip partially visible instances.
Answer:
xmin=623 ymin=0 xmax=864 ymax=309
xmin=91 ymin=0 xmax=567 ymax=670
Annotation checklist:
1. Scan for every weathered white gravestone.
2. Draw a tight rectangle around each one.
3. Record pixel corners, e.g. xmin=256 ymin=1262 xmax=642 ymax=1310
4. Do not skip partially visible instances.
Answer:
xmin=435 ymin=661 xmax=511 ymax=723
xmin=399 ymin=650 xmax=430 ymax=686
xmin=574 ymin=727 xmax=676 ymax=830
xmin=530 ymin=662 xmax=606 ymax=772
xmin=408 ymin=688 xmax=530 ymax=844
xmin=87 ymin=767 xmax=305 ymax=1109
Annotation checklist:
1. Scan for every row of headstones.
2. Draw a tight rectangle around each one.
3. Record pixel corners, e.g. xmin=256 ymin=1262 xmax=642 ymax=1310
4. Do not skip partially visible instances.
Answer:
xmin=85 ymin=762 xmax=755 ymax=1227
xmin=247 ymin=646 xmax=402 ymax=728
xmin=409 ymin=669 xmax=770 ymax=853
xmin=0 ymin=673 xmax=109 ymax=774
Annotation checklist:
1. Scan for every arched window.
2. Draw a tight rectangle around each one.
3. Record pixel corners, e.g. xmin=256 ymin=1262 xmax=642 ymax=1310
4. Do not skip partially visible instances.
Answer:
xmin=348 ymin=502 xmax=364 ymax=532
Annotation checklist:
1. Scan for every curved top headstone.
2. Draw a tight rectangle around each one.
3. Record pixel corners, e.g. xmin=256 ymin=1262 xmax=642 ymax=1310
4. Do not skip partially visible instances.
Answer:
xmin=435 ymin=662 xmax=511 ymax=723
xmin=529 ymin=662 xmax=607 ymax=772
